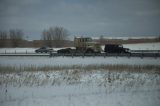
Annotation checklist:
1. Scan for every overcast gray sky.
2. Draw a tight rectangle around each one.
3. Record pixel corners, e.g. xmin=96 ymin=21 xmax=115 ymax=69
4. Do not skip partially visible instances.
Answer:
xmin=0 ymin=0 xmax=160 ymax=40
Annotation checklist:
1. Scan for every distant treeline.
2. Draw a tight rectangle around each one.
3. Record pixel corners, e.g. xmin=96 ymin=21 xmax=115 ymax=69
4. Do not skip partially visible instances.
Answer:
xmin=0 ymin=39 xmax=73 ymax=48
xmin=0 ymin=26 xmax=70 ymax=48
xmin=0 ymin=29 xmax=24 ymax=47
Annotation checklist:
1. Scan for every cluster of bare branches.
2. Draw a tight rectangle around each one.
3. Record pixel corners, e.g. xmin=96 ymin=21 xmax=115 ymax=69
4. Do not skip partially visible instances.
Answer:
xmin=42 ymin=26 xmax=69 ymax=47
xmin=0 ymin=29 xmax=24 ymax=47
xmin=0 ymin=31 xmax=7 ymax=40
xmin=0 ymin=29 xmax=24 ymax=40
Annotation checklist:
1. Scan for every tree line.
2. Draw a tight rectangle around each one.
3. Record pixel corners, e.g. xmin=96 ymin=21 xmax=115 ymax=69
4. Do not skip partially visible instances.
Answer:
xmin=0 ymin=29 xmax=24 ymax=47
xmin=0 ymin=26 xmax=69 ymax=47
xmin=1 ymin=26 xmax=159 ymax=48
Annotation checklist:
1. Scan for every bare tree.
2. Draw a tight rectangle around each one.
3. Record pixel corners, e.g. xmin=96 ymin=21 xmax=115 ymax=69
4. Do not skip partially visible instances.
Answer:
xmin=0 ymin=31 xmax=8 ymax=40
xmin=0 ymin=31 xmax=8 ymax=47
xmin=0 ymin=29 xmax=24 ymax=47
xmin=9 ymin=29 xmax=24 ymax=47
xmin=42 ymin=29 xmax=52 ymax=47
xmin=42 ymin=26 xmax=69 ymax=47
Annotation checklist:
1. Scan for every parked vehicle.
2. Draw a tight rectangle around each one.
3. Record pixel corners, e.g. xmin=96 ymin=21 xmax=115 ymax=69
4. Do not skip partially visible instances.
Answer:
xmin=104 ymin=44 xmax=130 ymax=53
xmin=35 ymin=47 xmax=53 ymax=53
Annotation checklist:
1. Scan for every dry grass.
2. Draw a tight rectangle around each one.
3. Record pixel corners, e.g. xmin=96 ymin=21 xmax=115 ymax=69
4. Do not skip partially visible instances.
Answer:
xmin=0 ymin=64 xmax=160 ymax=87
xmin=0 ymin=64 xmax=160 ymax=74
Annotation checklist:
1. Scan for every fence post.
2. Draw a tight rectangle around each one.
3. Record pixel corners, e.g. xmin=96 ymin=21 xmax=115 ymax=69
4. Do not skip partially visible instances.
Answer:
xmin=49 ymin=52 xmax=53 ymax=57
xmin=93 ymin=53 xmax=95 ymax=58
xmin=72 ymin=53 xmax=74 ymax=58
xmin=128 ymin=53 xmax=131 ymax=58
xmin=82 ymin=53 xmax=84 ymax=58
xmin=104 ymin=53 xmax=106 ymax=58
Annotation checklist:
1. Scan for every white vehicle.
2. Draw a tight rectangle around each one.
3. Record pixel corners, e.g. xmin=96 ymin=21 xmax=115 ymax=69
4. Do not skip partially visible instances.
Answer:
xmin=35 ymin=47 xmax=53 ymax=53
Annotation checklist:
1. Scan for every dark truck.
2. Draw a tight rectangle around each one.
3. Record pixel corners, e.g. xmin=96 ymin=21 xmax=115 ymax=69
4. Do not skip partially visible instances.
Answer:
xmin=57 ymin=48 xmax=73 ymax=53
xmin=104 ymin=44 xmax=130 ymax=53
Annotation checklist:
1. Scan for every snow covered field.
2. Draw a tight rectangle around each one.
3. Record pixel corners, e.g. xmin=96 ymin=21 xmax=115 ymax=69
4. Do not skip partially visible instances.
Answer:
xmin=123 ymin=42 xmax=160 ymax=50
xmin=0 ymin=42 xmax=160 ymax=106
xmin=0 ymin=69 xmax=160 ymax=106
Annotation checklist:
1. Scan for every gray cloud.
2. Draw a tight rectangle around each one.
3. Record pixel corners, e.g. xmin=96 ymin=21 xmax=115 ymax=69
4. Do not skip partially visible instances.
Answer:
xmin=0 ymin=0 xmax=160 ymax=39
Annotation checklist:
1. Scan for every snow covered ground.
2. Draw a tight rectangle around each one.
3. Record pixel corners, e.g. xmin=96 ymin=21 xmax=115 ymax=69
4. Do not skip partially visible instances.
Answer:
xmin=93 ymin=36 xmax=158 ymax=40
xmin=0 ymin=70 xmax=160 ymax=106
xmin=0 ymin=48 xmax=37 ymax=54
xmin=0 ymin=42 xmax=160 ymax=106
xmin=123 ymin=42 xmax=160 ymax=50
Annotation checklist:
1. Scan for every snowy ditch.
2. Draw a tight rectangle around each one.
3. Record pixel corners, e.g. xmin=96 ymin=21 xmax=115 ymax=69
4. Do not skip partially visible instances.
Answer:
xmin=0 ymin=69 xmax=160 ymax=87
xmin=0 ymin=69 xmax=160 ymax=106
